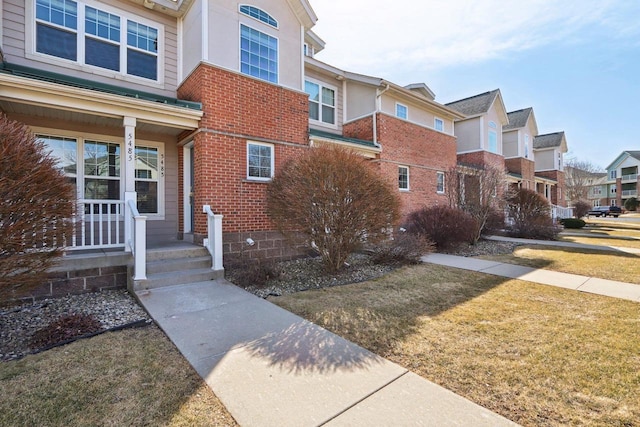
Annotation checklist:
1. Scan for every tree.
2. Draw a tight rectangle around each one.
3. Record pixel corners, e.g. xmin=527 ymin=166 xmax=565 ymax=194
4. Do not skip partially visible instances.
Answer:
xmin=266 ymin=146 xmax=400 ymax=272
xmin=572 ymin=199 xmax=591 ymax=218
xmin=0 ymin=114 xmax=74 ymax=298
xmin=624 ymin=197 xmax=638 ymax=211
xmin=446 ymin=164 xmax=509 ymax=243
xmin=564 ymin=158 xmax=605 ymax=203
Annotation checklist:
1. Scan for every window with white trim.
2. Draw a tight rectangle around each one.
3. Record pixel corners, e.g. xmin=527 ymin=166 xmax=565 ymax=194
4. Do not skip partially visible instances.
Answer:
xmin=34 ymin=0 xmax=160 ymax=81
xmin=240 ymin=24 xmax=278 ymax=84
xmin=239 ymin=5 xmax=278 ymax=28
xmin=436 ymin=171 xmax=445 ymax=193
xmin=398 ymin=166 xmax=409 ymax=191
xmin=434 ymin=118 xmax=444 ymax=132
xmin=524 ymin=134 xmax=529 ymax=158
xmin=488 ymin=130 xmax=498 ymax=153
xmin=247 ymin=142 xmax=273 ymax=180
xmin=396 ymin=103 xmax=408 ymax=120
xmin=305 ymin=80 xmax=336 ymax=125
xmin=135 ymin=146 xmax=160 ymax=214
xmin=610 ymin=170 xmax=617 ymax=179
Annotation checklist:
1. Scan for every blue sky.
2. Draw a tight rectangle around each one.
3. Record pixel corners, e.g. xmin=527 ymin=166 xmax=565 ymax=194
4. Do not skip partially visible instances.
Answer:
xmin=308 ymin=0 xmax=640 ymax=170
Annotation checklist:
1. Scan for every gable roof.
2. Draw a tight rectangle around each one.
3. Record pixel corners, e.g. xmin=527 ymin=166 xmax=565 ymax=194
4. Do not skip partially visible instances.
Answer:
xmin=404 ymin=83 xmax=435 ymax=101
xmin=445 ymin=89 xmax=508 ymax=124
xmin=533 ymin=132 xmax=567 ymax=152
xmin=605 ymin=151 xmax=640 ymax=170
xmin=504 ymin=108 xmax=531 ymax=129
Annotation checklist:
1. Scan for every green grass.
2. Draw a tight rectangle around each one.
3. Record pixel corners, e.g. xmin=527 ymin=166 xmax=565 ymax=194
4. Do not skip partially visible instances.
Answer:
xmin=0 ymin=326 xmax=238 ymax=426
xmin=270 ymin=264 xmax=640 ymax=426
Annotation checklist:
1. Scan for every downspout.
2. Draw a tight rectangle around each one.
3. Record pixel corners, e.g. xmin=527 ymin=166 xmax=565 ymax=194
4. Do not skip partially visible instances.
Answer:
xmin=373 ymin=83 xmax=390 ymax=147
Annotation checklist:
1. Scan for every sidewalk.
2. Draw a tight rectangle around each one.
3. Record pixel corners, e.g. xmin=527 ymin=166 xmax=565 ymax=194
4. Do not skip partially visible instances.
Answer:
xmin=486 ymin=235 xmax=640 ymax=255
xmin=422 ymin=237 xmax=640 ymax=303
xmin=136 ymin=280 xmax=517 ymax=427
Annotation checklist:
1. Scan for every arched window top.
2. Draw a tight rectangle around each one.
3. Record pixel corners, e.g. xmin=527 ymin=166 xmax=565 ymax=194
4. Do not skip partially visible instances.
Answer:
xmin=239 ymin=5 xmax=278 ymax=28
xmin=488 ymin=121 xmax=497 ymax=129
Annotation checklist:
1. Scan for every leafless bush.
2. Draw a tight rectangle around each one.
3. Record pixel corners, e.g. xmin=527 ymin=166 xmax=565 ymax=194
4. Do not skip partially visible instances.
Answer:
xmin=506 ymin=189 xmax=559 ymax=240
xmin=405 ymin=205 xmax=477 ymax=250
xmin=266 ymin=146 xmax=400 ymax=273
xmin=0 ymin=114 xmax=74 ymax=299
xmin=370 ymin=231 xmax=434 ymax=266
xmin=572 ymin=200 xmax=591 ymax=218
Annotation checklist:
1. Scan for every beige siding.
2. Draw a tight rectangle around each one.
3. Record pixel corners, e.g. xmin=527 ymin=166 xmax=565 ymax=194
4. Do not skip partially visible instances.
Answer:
xmin=484 ymin=104 xmax=505 ymax=154
xmin=206 ymin=0 xmax=304 ymax=90
xmin=503 ymin=129 xmax=518 ymax=158
xmin=345 ymin=81 xmax=376 ymax=121
xmin=454 ymin=117 xmax=481 ymax=152
xmin=304 ymin=68 xmax=343 ymax=132
xmin=535 ymin=149 xmax=555 ymax=171
xmin=380 ymin=94 xmax=454 ymax=135
xmin=181 ymin=0 xmax=204 ymax=79
xmin=5 ymin=0 xmax=179 ymax=98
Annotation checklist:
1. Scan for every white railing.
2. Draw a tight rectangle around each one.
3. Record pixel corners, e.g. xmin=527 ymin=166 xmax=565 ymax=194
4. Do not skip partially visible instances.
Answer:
xmin=621 ymin=173 xmax=638 ymax=182
xmin=622 ymin=189 xmax=638 ymax=197
xmin=203 ymin=205 xmax=224 ymax=272
xmin=551 ymin=204 xmax=573 ymax=220
xmin=125 ymin=196 xmax=147 ymax=281
xmin=68 ymin=200 xmax=125 ymax=250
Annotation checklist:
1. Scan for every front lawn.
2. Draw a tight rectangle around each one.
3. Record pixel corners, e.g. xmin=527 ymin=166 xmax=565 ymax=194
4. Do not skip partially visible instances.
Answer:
xmin=0 ymin=326 xmax=238 ymax=426
xmin=270 ymin=264 xmax=640 ymax=426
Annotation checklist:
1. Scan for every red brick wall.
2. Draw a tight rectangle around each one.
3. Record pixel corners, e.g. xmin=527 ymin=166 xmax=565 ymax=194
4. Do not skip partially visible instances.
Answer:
xmin=177 ymin=64 xmax=310 ymax=256
xmin=343 ymin=115 xmax=374 ymax=141
xmin=505 ymin=158 xmax=536 ymax=190
xmin=535 ymin=170 xmax=567 ymax=206
xmin=457 ymin=150 xmax=506 ymax=171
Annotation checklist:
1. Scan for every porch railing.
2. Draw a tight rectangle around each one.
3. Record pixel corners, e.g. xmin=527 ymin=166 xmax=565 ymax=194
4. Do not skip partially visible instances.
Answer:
xmin=203 ymin=205 xmax=224 ymax=271
xmin=551 ymin=204 xmax=573 ymax=220
xmin=621 ymin=173 xmax=638 ymax=182
xmin=622 ymin=189 xmax=638 ymax=197
xmin=69 ymin=200 xmax=125 ymax=250
xmin=126 ymin=197 xmax=147 ymax=281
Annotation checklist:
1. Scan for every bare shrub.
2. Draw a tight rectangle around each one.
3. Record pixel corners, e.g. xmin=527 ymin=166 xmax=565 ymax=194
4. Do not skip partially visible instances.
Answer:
xmin=572 ymin=200 xmax=591 ymax=218
xmin=370 ymin=232 xmax=434 ymax=266
xmin=506 ymin=189 xmax=559 ymax=240
xmin=225 ymin=256 xmax=282 ymax=290
xmin=0 ymin=114 xmax=74 ymax=298
xmin=405 ymin=205 xmax=477 ymax=250
xmin=266 ymin=146 xmax=400 ymax=273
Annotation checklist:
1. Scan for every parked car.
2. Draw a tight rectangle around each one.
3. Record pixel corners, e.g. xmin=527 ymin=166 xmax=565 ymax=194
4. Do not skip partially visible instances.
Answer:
xmin=587 ymin=206 xmax=622 ymax=217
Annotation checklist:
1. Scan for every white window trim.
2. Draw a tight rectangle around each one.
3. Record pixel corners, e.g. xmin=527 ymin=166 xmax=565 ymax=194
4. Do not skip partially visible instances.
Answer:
xmin=398 ymin=165 xmax=410 ymax=191
xmin=488 ymin=129 xmax=499 ymax=154
xmin=246 ymin=141 xmax=274 ymax=181
xmin=238 ymin=4 xmax=279 ymax=29
xmin=395 ymin=102 xmax=408 ymax=120
xmin=305 ymin=77 xmax=338 ymax=128
xmin=436 ymin=171 xmax=445 ymax=194
xmin=434 ymin=117 xmax=444 ymax=132
xmin=25 ymin=0 xmax=165 ymax=87
xmin=238 ymin=22 xmax=280 ymax=84
xmin=33 ymin=126 xmax=165 ymax=220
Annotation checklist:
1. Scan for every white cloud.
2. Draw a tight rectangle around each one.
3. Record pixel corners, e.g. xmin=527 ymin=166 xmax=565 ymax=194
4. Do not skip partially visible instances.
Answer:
xmin=310 ymin=0 xmax=637 ymax=74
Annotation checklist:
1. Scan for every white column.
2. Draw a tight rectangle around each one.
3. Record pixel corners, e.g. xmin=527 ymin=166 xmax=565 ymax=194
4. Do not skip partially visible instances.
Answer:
xmin=123 ymin=117 xmax=137 ymax=252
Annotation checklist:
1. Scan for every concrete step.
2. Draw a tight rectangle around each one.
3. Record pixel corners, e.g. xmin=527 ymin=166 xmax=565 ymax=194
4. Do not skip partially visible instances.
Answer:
xmin=146 ymin=256 xmax=212 ymax=275
xmin=135 ymin=267 xmax=224 ymax=291
xmin=146 ymin=245 xmax=210 ymax=262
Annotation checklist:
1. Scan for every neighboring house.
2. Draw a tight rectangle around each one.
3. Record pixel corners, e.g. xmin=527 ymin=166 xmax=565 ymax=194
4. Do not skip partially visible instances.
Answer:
xmin=585 ymin=173 xmax=609 ymax=207
xmin=445 ymin=89 xmax=509 ymax=170
xmin=502 ymin=107 xmax=537 ymax=191
xmin=533 ymin=132 xmax=568 ymax=207
xmin=605 ymin=151 xmax=640 ymax=207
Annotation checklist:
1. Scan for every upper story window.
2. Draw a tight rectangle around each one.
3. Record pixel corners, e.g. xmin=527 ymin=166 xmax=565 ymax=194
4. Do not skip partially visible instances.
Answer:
xmin=488 ymin=121 xmax=497 ymax=129
xmin=488 ymin=130 xmax=498 ymax=153
xmin=34 ymin=0 xmax=160 ymax=82
xmin=305 ymin=80 xmax=336 ymax=125
xmin=396 ymin=103 xmax=408 ymax=120
xmin=610 ymin=170 xmax=617 ymax=179
xmin=239 ymin=5 xmax=278 ymax=28
xmin=524 ymin=134 xmax=530 ymax=158
xmin=434 ymin=118 xmax=444 ymax=132
xmin=557 ymin=152 xmax=563 ymax=170
xmin=240 ymin=24 xmax=278 ymax=84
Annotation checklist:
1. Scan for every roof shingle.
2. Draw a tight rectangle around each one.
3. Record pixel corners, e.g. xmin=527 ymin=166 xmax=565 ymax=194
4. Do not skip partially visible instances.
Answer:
xmin=445 ymin=89 xmax=500 ymax=116
xmin=504 ymin=108 xmax=532 ymax=130
xmin=533 ymin=132 xmax=565 ymax=149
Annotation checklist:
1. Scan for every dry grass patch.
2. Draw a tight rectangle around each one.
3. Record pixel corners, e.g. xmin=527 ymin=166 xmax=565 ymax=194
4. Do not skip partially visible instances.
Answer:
xmin=477 ymin=245 xmax=640 ymax=284
xmin=0 ymin=325 xmax=237 ymax=427
xmin=559 ymin=235 xmax=640 ymax=249
xmin=270 ymin=264 xmax=640 ymax=426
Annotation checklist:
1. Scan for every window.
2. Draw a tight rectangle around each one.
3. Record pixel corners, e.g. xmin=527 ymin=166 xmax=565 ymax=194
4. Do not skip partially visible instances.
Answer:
xmin=593 ymin=200 xmax=600 ymax=207
xmin=436 ymin=171 xmax=445 ymax=193
xmin=488 ymin=130 xmax=498 ymax=153
xmin=247 ymin=142 xmax=273 ymax=180
xmin=434 ymin=118 xmax=444 ymax=132
xmin=135 ymin=146 xmax=159 ymax=214
xmin=557 ymin=152 xmax=562 ymax=170
xmin=396 ymin=103 xmax=408 ymax=120
xmin=610 ymin=170 xmax=617 ymax=179
xmin=34 ymin=0 xmax=160 ymax=81
xmin=240 ymin=24 xmax=278 ymax=84
xmin=239 ymin=5 xmax=277 ymax=28
xmin=524 ymin=134 xmax=529 ymax=158
xmin=398 ymin=166 xmax=409 ymax=191
xmin=305 ymin=80 xmax=336 ymax=125
xmin=83 ymin=140 xmax=121 ymax=200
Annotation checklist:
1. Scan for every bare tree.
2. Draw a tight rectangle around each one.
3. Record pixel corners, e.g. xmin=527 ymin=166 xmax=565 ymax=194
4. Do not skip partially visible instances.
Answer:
xmin=446 ymin=164 xmax=510 ymax=243
xmin=564 ymin=158 xmax=605 ymax=203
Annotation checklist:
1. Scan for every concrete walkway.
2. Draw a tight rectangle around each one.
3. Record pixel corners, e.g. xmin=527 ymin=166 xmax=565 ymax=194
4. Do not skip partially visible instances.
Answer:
xmin=136 ymin=280 xmax=517 ymax=427
xmin=486 ymin=235 xmax=640 ymax=255
xmin=423 ymin=237 xmax=640 ymax=303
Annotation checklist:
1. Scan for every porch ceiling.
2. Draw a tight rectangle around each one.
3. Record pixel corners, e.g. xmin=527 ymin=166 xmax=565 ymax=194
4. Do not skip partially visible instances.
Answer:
xmin=0 ymin=73 xmax=202 ymax=135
